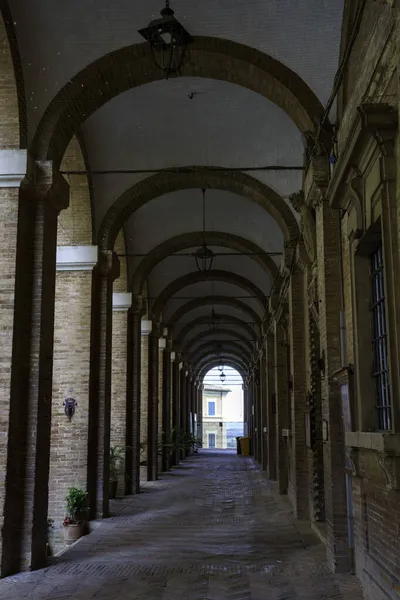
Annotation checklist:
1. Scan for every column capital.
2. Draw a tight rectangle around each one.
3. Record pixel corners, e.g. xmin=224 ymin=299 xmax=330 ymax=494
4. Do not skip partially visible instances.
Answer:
xmin=56 ymin=245 xmax=98 ymax=272
xmin=158 ymin=338 xmax=167 ymax=350
xmin=112 ymin=292 xmax=132 ymax=312
xmin=170 ymin=351 xmax=176 ymax=362
xmin=96 ymin=249 xmax=120 ymax=281
xmin=21 ymin=160 xmax=69 ymax=214
xmin=0 ymin=149 xmax=28 ymax=188
xmin=141 ymin=319 xmax=152 ymax=336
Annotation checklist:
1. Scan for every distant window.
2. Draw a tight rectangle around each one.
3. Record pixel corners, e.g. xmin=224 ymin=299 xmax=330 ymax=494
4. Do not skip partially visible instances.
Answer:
xmin=370 ymin=244 xmax=391 ymax=430
xmin=208 ymin=433 xmax=216 ymax=448
xmin=208 ymin=401 xmax=215 ymax=416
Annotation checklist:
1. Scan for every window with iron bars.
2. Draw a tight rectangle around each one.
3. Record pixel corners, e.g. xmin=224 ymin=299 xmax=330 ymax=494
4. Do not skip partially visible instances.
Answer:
xmin=370 ymin=244 xmax=392 ymax=430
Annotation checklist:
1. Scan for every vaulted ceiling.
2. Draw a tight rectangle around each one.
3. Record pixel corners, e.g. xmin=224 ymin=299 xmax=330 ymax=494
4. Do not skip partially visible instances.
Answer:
xmin=9 ymin=0 xmax=345 ymax=374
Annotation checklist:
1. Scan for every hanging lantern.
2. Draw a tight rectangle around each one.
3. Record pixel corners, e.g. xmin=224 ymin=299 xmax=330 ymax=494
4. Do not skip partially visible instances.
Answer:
xmin=220 ymin=372 xmax=226 ymax=383
xmin=138 ymin=1 xmax=192 ymax=79
xmin=192 ymin=188 xmax=215 ymax=272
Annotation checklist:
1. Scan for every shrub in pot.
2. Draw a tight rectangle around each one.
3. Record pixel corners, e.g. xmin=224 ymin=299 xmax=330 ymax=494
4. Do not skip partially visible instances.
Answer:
xmin=63 ymin=487 xmax=89 ymax=545
xmin=109 ymin=445 xmax=126 ymax=499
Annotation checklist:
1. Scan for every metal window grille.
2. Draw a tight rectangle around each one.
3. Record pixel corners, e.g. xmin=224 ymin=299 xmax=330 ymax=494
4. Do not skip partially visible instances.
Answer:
xmin=370 ymin=244 xmax=391 ymax=430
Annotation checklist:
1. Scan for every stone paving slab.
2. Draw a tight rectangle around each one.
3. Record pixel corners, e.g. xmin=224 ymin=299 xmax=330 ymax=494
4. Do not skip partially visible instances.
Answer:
xmin=0 ymin=451 xmax=363 ymax=599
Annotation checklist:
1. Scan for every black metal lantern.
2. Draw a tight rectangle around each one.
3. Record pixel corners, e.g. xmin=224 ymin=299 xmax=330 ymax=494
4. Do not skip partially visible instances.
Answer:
xmin=209 ymin=308 xmax=219 ymax=331
xmin=63 ymin=397 xmax=77 ymax=422
xmin=138 ymin=1 xmax=192 ymax=79
xmin=192 ymin=188 xmax=215 ymax=272
xmin=220 ymin=372 xmax=226 ymax=383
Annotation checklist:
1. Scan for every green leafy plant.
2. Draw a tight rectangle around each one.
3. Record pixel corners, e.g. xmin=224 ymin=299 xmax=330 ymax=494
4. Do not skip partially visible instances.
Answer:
xmin=64 ymin=487 xmax=89 ymax=525
xmin=159 ymin=428 xmax=202 ymax=456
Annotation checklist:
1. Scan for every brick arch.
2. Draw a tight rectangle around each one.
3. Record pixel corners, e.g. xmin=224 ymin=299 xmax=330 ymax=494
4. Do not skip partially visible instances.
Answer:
xmin=195 ymin=352 xmax=248 ymax=377
xmin=0 ymin=4 xmax=27 ymax=147
xmin=176 ymin=314 xmax=257 ymax=348
xmin=31 ymin=36 xmax=326 ymax=164
xmin=132 ymin=231 xmax=276 ymax=295
xmin=198 ymin=360 xmax=246 ymax=381
xmin=169 ymin=296 xmax=261 ymax=332
xmin=152 ymin=269 xmax=266 ymax=321
xmin=189 ymin=341 xmax=251 ymax=364
xmin=100 ymin=170 xmax=299 ymax=252
xmin=182 ymin=328 xmax=253 ymax=356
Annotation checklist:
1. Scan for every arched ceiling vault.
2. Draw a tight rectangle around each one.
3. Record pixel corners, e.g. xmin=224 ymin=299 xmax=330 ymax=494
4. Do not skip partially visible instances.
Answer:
xmin=189 ymin=341 xmax=250 ymax=364
xmin=198 ymin=361 xmax=246 ymax=382
xmin=169 ymin=296 xmax=261 ymax=331
xmin=175 ymin=314 xmax=257 ymax=347
xmin=151 ymin=270 xmax=266 ymax=321
xmin=195 ymin=352 xmax=249 ymax=377
xmin=182 ymin=329 xmax=253 ymax=357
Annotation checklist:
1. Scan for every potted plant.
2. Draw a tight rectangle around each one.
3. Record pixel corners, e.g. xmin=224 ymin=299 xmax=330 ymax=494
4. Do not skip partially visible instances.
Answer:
xmin=46 ymin=518 xmax=54 ymax=556
xmin=63 ymin=487 xmax=89 ymax=545
xmin=109 ymin=445 xmax=126 ymax=499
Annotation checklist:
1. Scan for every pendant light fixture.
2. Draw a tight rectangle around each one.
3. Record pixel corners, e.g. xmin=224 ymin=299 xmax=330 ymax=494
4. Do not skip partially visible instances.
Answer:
xmin=193 ymin=188 xmax=215 ymax=272
xmin=220 ymin=372 xmax=226 ymax=383
xmin=138 ymin=1 xmax=192 ymax=79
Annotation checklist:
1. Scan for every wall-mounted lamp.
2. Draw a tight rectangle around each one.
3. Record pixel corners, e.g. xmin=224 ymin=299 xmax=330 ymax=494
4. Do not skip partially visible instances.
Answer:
xmin=64 ymin=397 xmax=77 ymax=421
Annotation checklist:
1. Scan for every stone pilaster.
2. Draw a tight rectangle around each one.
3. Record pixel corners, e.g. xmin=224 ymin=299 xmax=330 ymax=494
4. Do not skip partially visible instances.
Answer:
xmin=147 ymin=324 xmax=160 ymax=481
xmin=161 ymin=340 xmax=172 ymax=472
xmin=110 ymin=292 xmax=131 ymax=496
xmin=180 ymin=365 xmax=187 ymax=460
xmin=87 ymin=249 xmax=120 ymax=521
xmin=3 ymin=162 xmax=69 ymax=575
xmin=140 ymin=319 xmax=152 ymax=483
xmin=316 ymin=199 xmax=349 ymax=572
xmin=172 ymin=356 xmax=181 ymax=466
xmin=275 ymin=321 xmax=289 ymax=495
xmin=289 ymin=265 xmax=310 ymax=519
xmin=266 ymin=334 xmax=277 ymax=480
xmin=48 ymin=245 xmax=97 ymax=553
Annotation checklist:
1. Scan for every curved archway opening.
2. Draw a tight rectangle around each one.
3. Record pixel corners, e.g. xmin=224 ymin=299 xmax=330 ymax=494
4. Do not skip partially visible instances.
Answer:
xmin=201 ymin=366 xmax=244 ymax=451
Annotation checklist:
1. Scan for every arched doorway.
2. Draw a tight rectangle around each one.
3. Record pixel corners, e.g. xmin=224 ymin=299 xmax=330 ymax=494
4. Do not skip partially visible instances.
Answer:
xmin=202 ymin=367 xmax=244 ymax=450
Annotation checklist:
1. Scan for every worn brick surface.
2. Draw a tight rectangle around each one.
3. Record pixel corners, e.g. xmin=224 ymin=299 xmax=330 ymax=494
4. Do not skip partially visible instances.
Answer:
xmin=0 ymin=451 xmax=363 ymax=599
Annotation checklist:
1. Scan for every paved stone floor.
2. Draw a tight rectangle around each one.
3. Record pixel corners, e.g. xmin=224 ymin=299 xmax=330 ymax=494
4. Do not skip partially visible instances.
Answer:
xmin=0 ymin=451 xmax=363 ymax=599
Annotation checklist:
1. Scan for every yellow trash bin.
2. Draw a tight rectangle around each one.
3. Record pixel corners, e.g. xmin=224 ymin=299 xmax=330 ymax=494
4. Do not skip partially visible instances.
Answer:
xmin=239 ymin=436 xmax=250 ymax=456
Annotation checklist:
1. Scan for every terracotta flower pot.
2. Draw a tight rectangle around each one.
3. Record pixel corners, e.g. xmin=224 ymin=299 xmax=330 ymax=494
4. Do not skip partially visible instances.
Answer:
xmin=63 ymin=523 xmax=85 ymax=546
xmin=109 ymin=479 xmax=118 ymax=499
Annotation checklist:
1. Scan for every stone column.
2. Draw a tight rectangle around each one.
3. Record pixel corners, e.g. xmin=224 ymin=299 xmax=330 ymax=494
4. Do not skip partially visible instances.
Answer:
xmin=243 ymin=384 xmax=249 ymax=436
xmin=316 ymin=199 xmax=349 ymax=572
xmin=266 ymin=334 xmax=277 ymax=480
xmin=48 ymin=245 xmax=97 ymax=553
xmin=180 ymin=365 xmax=187 ymax=460
xmin=289 ymin=266 xmax=309 ymax=518
xmin=0 ymin=149 xmax=27 ymax=574
xmin=140 ymin=319 xmax=152 ymax=483
xmin=147 ymin=324 xmax=160 ymax=481
xmin=260 ymin=347 xmax=269 ymax=472
xmin=110 ymin=292 xmax=132 ymax=496
xmin=275 ymin=320 xmax=289 ymax=494
xmin=127 ymin=295 xmax=144 ymax=494
xmin=161 ymin=341 xmax=172 ymax=472
xmin=87 ymin=250 xmax=119 ymax=521
xmin=197 ymin=382 xmax=203 ymax=442
xmin=2 ymin=162 xmax=69 ymax=575
xmin=171 ymin=353 xmax=181 ymax=466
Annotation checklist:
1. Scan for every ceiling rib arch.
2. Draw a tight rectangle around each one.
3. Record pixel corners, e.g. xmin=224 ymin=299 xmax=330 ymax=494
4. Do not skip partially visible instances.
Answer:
xmin=195 ymin=352 xmax=248 ymax=377
xmin=32 ymin=36 xmax=327 ymax=164
xmin=99 ymin=170 xmax=299 ymax=252
xmin=151 ymin=270 xmax=266 ymax=320
xmin=198 ymin=360 xmax=246 ymax=382
xmin=175 ymin=314 xmax=257 ymax=348
xmin=182 ymin=329 xmax=253 ymax=357
xmin=132 ymin=231 xmax=276 ymax=295
xmin=189 ymin=341 xmax=251 ymax=364
xmin=169 ymin=296 xmax=261 ymax=332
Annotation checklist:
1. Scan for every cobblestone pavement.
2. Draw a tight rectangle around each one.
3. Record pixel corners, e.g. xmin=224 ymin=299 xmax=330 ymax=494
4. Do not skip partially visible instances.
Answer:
xmin=0 ymin=451 xmax=363 ymax=599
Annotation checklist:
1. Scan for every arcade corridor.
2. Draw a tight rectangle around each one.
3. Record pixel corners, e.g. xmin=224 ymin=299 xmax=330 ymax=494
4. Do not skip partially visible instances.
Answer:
xmin=0 ymin=452 xmax=362 ymax=600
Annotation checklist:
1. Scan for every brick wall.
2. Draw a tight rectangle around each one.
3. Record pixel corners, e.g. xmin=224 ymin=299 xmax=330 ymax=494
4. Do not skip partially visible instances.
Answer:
xmin=140 ymin=335 xmax=149 ymax=482
xmin=0 ymin=13 xmax=21 ymax=569
xmin=110 ymin=309 xmax=128 ymax=496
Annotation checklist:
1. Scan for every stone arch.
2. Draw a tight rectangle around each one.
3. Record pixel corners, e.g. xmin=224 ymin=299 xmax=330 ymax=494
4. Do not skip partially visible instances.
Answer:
xmin=100 ymin=170 xmax=299 ymax=252
xmin=31 ymin=36 xmax=327 ymax=163
xmin=176 ymin=314 xmax=257 ymax=348
xmin=169 ymin=296 xmax=261 ymax=332
xmin=0 ymin=4 xmax=26 ymax=147
xmin=195 ymin=352 xmax=248 ymax=376
xmin=152 ymin=270 xmax=266 ymax=320
xmin=190 ymin=341 xmax=250 ymax=364
xmin=198 ymin=360 xmax=246 ymax=381
xmin=132 ymin=231 xmax=276 ymax=295
xmin=182 ymin=328 xmax=253 ymax=356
